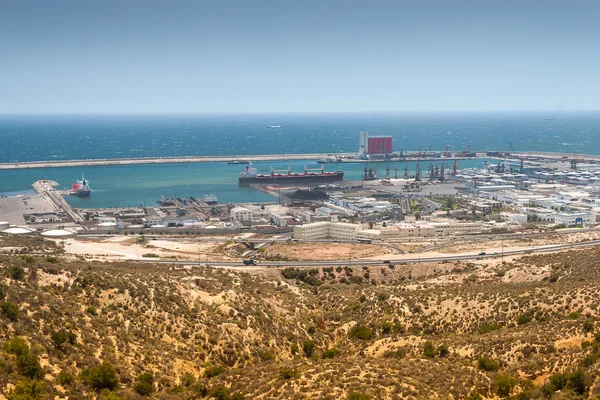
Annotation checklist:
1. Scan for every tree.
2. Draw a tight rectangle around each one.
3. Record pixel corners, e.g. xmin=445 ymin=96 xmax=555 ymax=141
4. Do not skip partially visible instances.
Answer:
xmin=1 ymin=301 xmax=19 ymax=321
xmin=17 ymin=353 xmax=44 ymax=379
xmin=302 ymin=340 xmax=316 ymax=357
xmin=4 ymin=337 xmax=30 ymax=356
xmin=211 ymin=386 xmax=231 ymax=400
xmin=80 ymin=362 xmax=119 ymax=391
xmin=7 ymin=265 xmax=25 ymax=280
xmin=7 ymin=380 xmax=45 ymax=400
xmin=477 ymin=356 xmax=499 ymax=372
xmin=134 ymin=373 xmax=154 ymax=396
xmin=423 ymin=341 xmax=436 ymax=358
xmin=348 ymin=325 xmax=374 ymax=340
xmin=50 ymin=329 xmax=76 ymax=350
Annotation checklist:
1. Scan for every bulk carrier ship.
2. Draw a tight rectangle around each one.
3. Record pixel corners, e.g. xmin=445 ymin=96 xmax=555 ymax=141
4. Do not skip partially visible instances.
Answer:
xmin=238 ymin=164 xmax=343 ymax=186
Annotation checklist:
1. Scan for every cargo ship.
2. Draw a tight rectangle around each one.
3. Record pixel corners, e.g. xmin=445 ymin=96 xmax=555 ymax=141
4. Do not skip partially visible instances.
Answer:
xmin=70 ymin=175 xmax=91 ymax=197
xmin=238 ymin=164 xmax=343 ymax=186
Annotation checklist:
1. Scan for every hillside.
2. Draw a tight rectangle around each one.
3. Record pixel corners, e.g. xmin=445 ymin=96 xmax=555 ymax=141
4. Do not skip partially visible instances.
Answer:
xmin=2 ymin=235 xmax=600 ymax=399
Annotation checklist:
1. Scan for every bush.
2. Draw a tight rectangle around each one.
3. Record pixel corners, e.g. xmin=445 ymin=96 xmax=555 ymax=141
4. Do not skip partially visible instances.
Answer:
xmin=279 ymin=368 xmax=297 ymax=380
xmin=7 ymin=380 xmax=45 ymax=400
xmin=517 ymin=311 xmax=533 ymax=326
xmin=17 ymin=354 xmax=44 ymax=379
xmin=231 ymin=393 xmax=245 ymax=400
xmin=477 ymin=323 xmax=502 ymax=334
xmin=4 ymin=337 xmax=30 ymax=356
xmin=567 ymin=369 xmax=588 ymax=395
xmin=85 ymin=306 xmax=97 ymax=316
xmin=0 ymin=284 xmax=5 ymax=299
xmin=380 ymin=321 xmax=393 ymax=335
xmin=204 ymin=364 xmax=225 ymax=378
xmin=80 ymin=362 xmax=119 ymax=391
xmin=57 ymin=371 xmax=75 ymax=386
xmin=50 ymin=329 xmax=76 ymax=350
xmin=347 ymin=392 xmax=371 ymax=400
xmin=134 ymin=373 xmax=154 ymax=396
xmin=423 ymin=341 xmax=436 ymax=358
xmin=348 ymin=325 xmax=374 ymax=340
xmin=477 ymin=356 xmax=499 ymax=372
xmin=322 ymin=348 xmax=341 ymax=359
xmin=307 ymin=325 xmax=316 ymax=334
xmin=1 ymin=301 xmax=19 ymax=321
xmin=302 ymin=340 xmax=316 ymax=357
xmin=549 ymin=373 xmax=567 ymax=391
xmin=211 ymin=386 xmax=231 ymax=400
xmin=7 ymin=265 xmax=25 ymax=280
xmin=494 ymin=374 xmax=515 ymax=397
xmin=438 ymin=344 xmax=449 ymax=358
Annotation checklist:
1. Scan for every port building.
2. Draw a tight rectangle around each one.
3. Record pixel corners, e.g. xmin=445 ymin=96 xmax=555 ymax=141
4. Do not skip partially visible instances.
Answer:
xmin=357 ymin=131 xmax=393 ymax=157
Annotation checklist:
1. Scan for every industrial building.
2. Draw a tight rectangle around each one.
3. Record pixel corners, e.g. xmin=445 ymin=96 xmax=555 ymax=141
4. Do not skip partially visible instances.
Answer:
xmin=357 ymin=131 xmax=393 ymax=157
xmin=293 ymin=221 xmax=361 ymax=241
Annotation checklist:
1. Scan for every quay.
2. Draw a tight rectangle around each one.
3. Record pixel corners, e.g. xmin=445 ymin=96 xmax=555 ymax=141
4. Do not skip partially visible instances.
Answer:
xmin=0 ymin=150 xmax=596 ymax=171
xmin=32 ymin=180 xmax=84 ymax=224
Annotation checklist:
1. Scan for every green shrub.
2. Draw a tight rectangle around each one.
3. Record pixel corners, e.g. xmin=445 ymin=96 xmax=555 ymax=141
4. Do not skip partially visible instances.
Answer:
xmin=4 ymin=337 xmax=30 ymax=356
xmin=322 ymin=348 xmax=341 ymax=359
xmin=494 ymin=374 xmax=515 ymax=397
xmin=134 ymin=373 xmax=154 ymax=396
xmin=1 ymin=301 xmax=19 ymax=321
xmin=17 ymin=354 xmax=44 ymax=379
xmin=307 ymin=325 xmax=316 ymax=334
xmin=7 ymin=380 xmax=45 ymax=400
xmin=258 ymin=349 xmax=275 ymax=361
xmin=566 ymin=369 xmax=588 ymax=395
xmin=7 ymin=265 xmax=25 ymax=280
xmin=204 ymin=364 xmax=225 ymax=378
xmin=380 ymin=321 xmax=393 ymax=335
xmin=279 ymin=368 xmax=297 ymax=380
xmin=549 ymin=373 xmax=567 ymax=391
xmin=517 ymin=312 xmax=533 ymax=326
xmin=438 ymin=344 xmax=449 ymax=358
xmin=80 ymin=362 xmax=119 ymax=391
xmin=347 ymin=392 xmax=371 ymax=400
xmin=302 ymin=340 xmax=316 ymax=357
xmin=477 ymin=356 xmax=499 ymax=372
xmin=0 ymin=284 xmax=5 ymax=299
xmin=57 ymin=371 xmax=75 ymax=386
xmin=231 ymin=393 xmax=245 ymax=400
xmin=423 ymin=341 xmax=436 ymax=358
xmin=85 ymin=306 xmax=97 ymax=316
xmin=50 ymin=329 xmax=76 ymax=350
xmin=477 ymin=323 xmax=502 ymax=334
xmin=211 ymin=386 xmax=231 ymax=400
xmin=348 ymin=325 xmax=373 ymax=340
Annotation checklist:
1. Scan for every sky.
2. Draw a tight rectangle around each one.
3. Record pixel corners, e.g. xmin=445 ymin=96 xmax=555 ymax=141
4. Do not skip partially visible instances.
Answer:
xmin=1 ymin=0 xmax=599 ymax=114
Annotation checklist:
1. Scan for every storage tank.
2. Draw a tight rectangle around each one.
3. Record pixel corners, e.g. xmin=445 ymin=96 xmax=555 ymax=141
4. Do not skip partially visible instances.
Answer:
xmin=41 ymin=229 xmax=77 ymax=238
xmin=2 ymin=227 xmax=35 ymax=235
xmin=0 ymin=221 xmax=10 ymax=230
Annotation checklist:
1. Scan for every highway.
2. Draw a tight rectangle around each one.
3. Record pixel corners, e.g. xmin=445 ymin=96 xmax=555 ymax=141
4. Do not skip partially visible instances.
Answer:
xmin=128 ymin=239 xmax=600 ymax=268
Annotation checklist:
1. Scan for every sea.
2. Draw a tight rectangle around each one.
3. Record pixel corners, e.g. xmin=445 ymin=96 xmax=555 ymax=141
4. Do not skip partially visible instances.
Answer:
xmin=0 ymin=112 xmax=598 ymax=208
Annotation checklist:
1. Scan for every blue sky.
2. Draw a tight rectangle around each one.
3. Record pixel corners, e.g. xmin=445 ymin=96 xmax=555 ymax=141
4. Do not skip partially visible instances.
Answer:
xmin=1 ymin=0 xmax=599 ymax=113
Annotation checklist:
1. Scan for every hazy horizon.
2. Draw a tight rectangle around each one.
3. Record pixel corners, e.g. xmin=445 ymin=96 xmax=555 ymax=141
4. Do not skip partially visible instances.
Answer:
xmin=2 ymin=0 xmax=599 ymax=114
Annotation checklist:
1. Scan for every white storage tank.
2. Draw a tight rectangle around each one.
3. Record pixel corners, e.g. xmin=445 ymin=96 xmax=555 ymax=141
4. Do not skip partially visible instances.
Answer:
xmin=2 ymin=227 xmax=35 ymax=235
xmin=41 ymin=229 xmax=77 ymax=238
xmin=0 ymin=221 xmax=10 ymax=230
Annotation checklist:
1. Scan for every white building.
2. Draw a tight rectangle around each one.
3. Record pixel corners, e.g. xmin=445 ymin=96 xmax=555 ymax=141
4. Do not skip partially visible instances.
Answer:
xmin=358 ymin=131 xmax=369 ymax=157
xmin=293 ymin=222 xmax=361 ymax=241
xmin=230 ymin=206 xmax=252 ymax=222
xmin=554 ymin=212 xmax=593 ymax=227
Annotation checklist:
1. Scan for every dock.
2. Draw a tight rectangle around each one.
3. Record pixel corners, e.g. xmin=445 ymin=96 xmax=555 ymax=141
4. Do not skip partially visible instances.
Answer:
xmin=32 ymin=180 xmax=84 ymax=223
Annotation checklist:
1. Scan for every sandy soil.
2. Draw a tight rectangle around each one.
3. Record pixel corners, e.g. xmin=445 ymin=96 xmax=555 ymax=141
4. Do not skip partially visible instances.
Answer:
xmin=265 ymin=242 xmax=398 ymax=261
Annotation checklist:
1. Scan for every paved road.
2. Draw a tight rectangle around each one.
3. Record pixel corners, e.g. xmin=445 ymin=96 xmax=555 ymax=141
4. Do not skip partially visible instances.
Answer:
xmin=131 ymin=239 xmax=600 ymax=268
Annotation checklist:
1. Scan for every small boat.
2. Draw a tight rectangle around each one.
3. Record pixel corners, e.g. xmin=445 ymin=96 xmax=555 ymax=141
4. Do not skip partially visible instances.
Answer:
xmin=267 ymin=125 xmax=282 ymax=129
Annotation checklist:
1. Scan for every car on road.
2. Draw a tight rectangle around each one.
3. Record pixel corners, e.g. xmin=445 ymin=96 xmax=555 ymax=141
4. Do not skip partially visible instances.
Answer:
xmin=478 ymin=252 xmax=487 ymax=256
xmin=383 ymin=260 xmax=391 ymax=264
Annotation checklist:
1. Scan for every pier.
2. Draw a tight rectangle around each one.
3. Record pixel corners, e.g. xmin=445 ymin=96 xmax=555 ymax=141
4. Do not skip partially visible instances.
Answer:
xmin=32 ymin=180 xmax=84 ymax=223
xmin=0 ymin=150 xmax=596 ymax=171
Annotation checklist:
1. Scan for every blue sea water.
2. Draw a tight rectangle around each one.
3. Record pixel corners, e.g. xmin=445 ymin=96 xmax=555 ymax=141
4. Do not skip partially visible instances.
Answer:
xmin=0 ymin=112 xmax=598 ymax=207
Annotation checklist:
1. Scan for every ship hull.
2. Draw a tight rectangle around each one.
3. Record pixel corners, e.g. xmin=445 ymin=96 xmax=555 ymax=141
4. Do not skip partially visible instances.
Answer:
xmin=239 ymin=172 xmax=343 ymax=186
xmin=71 ymin=190 xmax=91 ymax=197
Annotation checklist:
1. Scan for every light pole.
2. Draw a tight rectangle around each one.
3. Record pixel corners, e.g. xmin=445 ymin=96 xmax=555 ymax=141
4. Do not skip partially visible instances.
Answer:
xmin=501 ymin=240 xmax=504 ymax=265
